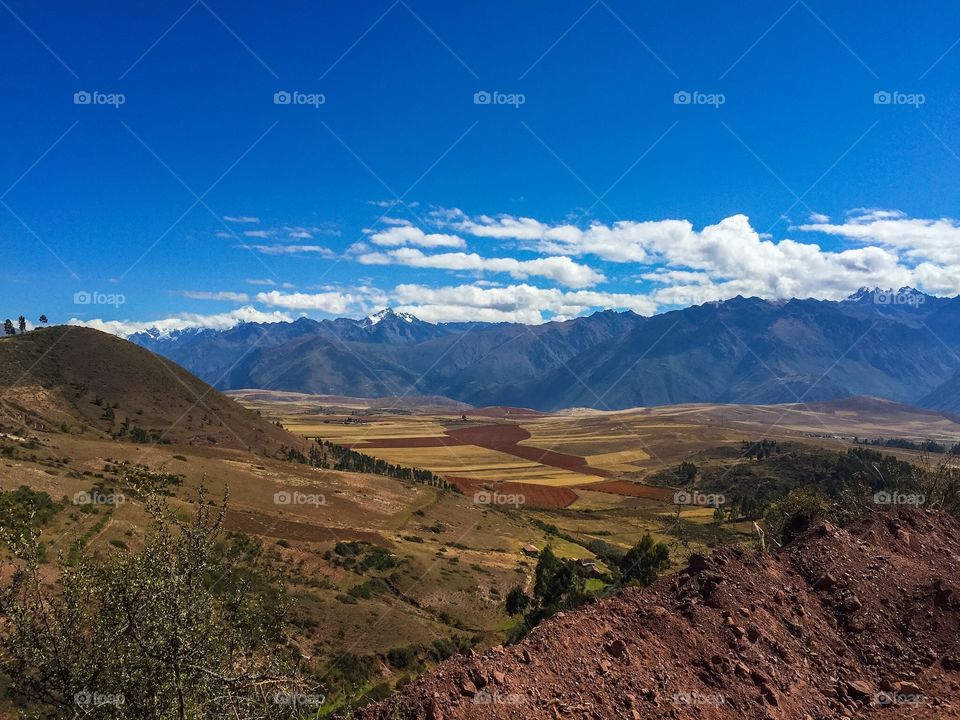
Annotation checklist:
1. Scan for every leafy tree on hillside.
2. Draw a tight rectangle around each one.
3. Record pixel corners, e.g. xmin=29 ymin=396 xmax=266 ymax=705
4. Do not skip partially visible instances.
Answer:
xmin=505 ymin=585 xmax=530 ymax=615
xmin=3 ymin=319 xmax=14 ymax=336
xmin=619 ymin=533 xmax=670 ymax=587
xmin=0 ymin=490 xmax=316 ymax=719
xmin=38 ymin=314 xmax=48 ymax=325
xmin=17 ymin=315 xmax=26 ymax=333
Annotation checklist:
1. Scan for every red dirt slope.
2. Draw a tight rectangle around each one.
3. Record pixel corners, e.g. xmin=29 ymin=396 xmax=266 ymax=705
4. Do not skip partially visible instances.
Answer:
xmin=355 ymin=510 xmax=960 ymax=719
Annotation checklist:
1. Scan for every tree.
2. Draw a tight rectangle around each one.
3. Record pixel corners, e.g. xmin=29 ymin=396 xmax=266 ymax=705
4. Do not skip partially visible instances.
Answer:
xmin=17 ymin=315 xmax=26 ymax=333
xmin=0 ymin=489 xmax=315 ymax=719
xmin=3 ymin=319 xmax=15 ymax=336
xmin=38 ymin=314 xmax=48 ymax=325
xmin=505 ymin=585 xmax=530 ymax=615
xmin=619 ymin=533 xmax=670 ymax=587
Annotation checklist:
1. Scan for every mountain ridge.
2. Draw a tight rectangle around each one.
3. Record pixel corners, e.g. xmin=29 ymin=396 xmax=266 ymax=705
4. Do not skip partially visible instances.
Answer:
xmin=124 ymin=291 xmax=960 ymax=412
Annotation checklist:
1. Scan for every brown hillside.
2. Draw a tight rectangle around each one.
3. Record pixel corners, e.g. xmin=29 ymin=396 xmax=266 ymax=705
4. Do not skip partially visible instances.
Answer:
xmin=0 ymin=326 xmax=305 ymax=453
xmin=355 ymin=510 xmax=960 ymax=719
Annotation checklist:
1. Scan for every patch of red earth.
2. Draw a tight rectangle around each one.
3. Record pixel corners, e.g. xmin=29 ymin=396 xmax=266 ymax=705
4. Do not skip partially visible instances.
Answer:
xmin=447 ymin=477 xmax=577 ymax=509
xmin=445 ymin=424 xmax=611 ymax=478
xmin=583 ymin=480 xmax=677 ymax=502
xmin=356 ymin=510 xmax=960 ymax=720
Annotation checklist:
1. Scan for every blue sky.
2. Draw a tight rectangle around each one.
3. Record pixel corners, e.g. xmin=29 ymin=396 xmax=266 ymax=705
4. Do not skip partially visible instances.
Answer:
xmin=3 ymin=0 xmax=960 ymax=332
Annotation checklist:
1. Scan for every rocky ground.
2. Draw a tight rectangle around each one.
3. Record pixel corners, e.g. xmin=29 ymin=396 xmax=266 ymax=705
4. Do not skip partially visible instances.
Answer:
xmin=354 ymin=510 xmax=960 ymax=719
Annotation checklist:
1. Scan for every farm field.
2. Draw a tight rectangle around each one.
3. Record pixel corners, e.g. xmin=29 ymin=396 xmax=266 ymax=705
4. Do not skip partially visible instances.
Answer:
xmin=233 ymin=391 xmax=960 ymax=514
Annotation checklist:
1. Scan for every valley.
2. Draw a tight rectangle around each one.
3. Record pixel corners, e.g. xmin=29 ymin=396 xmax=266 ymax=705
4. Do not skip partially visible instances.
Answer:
xmin=3 ymin=327 xmax=960 ymax=717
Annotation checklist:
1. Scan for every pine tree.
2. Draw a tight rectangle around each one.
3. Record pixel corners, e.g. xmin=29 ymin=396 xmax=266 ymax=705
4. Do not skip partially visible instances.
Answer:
xmin=3 ymin=319 xmax=15 ymax=336
xmin=17 ymin=315 xmax=26 ymax=333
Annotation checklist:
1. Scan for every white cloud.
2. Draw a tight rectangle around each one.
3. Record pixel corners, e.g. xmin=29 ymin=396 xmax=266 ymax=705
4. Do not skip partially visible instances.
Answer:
xmin=356 ymin=248 xmax=604 ymax=288
xmin=243 ymin=229 xmax=275 ymax=239
xmin=69 ymin=306 xmax=291 ymax=338
xmin=246 ymin=278 xmax=276 ymax=286
xmin=256 ymin=287 xmax=386 ymax=314
xmin=176 ymin=290 xmax=250 ymax=302
xmin=445 ymin=209 xmax=954 ymax=301
xmin=367 ymin=224 xmax=466 ymax=249
xmin=246 ymin=244 xmax=337 ymax=258
xmin=799 ymin=208 xmax=960 ymax=266
xmin=223 ymin=215 xmax=260 ymax=224
xmin=391 ymin=283 xmax=656 ymax=323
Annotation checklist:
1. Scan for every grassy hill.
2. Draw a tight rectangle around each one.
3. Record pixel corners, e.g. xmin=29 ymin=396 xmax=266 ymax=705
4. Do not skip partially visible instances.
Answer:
xmin=0 ymin=326 xmax=304 ymax=453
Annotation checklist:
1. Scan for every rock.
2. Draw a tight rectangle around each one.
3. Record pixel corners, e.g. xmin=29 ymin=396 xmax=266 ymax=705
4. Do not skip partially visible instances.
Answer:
xmin=460 ymin=680 xmax=477 ymax=698
xmin=605 ymin=639 xmax=628 ymax=660
xmin=813 ymin=573 xmax=837 ymax=590
xmin=845 ymin=679 xmax=873 ymax=699
xmin=492 ymin=670 xmax=506 ymax=685
xmin=688 ymin=553 xmax=709 ymax=571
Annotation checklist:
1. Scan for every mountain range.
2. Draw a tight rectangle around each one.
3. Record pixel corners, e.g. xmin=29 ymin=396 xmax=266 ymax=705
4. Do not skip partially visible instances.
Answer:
xmin=128 ymin=288 xmax=960 ymax=412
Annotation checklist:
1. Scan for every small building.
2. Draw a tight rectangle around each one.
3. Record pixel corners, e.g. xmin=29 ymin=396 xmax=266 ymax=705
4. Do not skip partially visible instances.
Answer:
xmin=578 ymin=558 xmax=602 ymax=578
xmin=521 ymin=544 xmax=539 ymax=557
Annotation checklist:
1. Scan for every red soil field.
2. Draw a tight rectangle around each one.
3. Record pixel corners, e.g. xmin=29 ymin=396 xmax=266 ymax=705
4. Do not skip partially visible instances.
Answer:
xmin=445 ymin=424 xmax=611 ymax=478
xmin=447 ymin=477 xmax=577 ymax=509
xmin=582 ymin=480 xmax=677 ymax=502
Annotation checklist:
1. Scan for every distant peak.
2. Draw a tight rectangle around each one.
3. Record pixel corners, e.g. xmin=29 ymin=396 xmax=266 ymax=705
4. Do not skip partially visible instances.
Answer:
xmin=362 ymin=307 xmax=418 ymax=326
xmin=845 ymin=286 xmax=930 ymax=306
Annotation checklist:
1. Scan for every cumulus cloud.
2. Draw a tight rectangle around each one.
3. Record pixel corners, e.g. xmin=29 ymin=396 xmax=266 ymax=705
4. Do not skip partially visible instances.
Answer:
xmin=367 ymin=224 xmax=466 ymax=249
xmin=69 ymin=306 xmax=292 ymax=338
xmin=391 ymin=283 xmax=656 ymax=324
xmin=356 ymin=248 xmax=604 ymax=288
xmin=799 ymin=208 xmax=960 ymax=267
xmin=444 ymin=209 xmax=956 ymax=301
xmin=255 ymin=287 xmax=386 ymax=315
